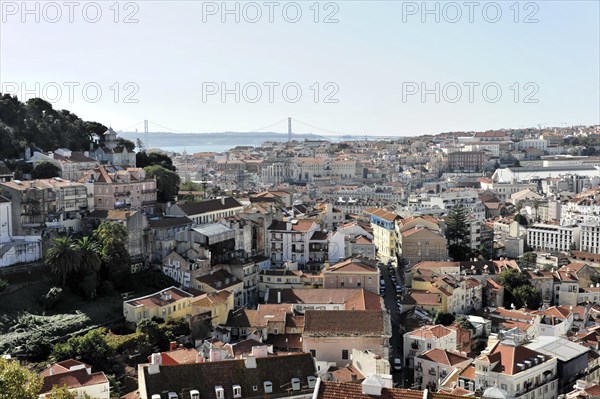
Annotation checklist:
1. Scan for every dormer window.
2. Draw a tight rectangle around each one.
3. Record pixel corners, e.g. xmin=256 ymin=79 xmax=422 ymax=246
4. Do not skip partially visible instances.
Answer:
xmin=215 ymin=386 xmax=224 ymax=399
xmin=233 ymin=384 xmax=242 ymax=398
xmin=264 ymin=381 xmax=273 ymax=393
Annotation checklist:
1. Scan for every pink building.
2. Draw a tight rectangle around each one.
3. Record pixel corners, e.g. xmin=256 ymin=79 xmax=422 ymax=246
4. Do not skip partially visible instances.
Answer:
xmin=81 ymin=166 xmax=157 ymax=214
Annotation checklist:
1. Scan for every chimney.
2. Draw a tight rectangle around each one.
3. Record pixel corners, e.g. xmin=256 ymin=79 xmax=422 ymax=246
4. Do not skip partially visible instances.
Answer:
xmin=169 ymin=341 xmax=177 ymax=351
xmin=277 ymin=291 xmax=281 ymax=304
xmin=196 ymin=352 xmax=205 ymax=363
xmin=221 ymin=197 xmax=226 ymax=206
xmin=209 ymin=348 xmax=221 ymax=362
xmin=49 ymin=367 xmax=55 ymax=376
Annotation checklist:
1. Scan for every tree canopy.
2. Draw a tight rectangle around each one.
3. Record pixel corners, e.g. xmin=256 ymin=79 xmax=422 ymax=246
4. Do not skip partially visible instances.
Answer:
xmin=136 ymin=151 xmax=176 ymax=171
xmin=31 ymin=160 xmax=61 ymax=179
xmin=0 ymin=356 xmax=42 ymax=399
xmin=0 ymin=95 xmax=106 ymax=159
xmin=144 ymin=165 xmax=181 ymax=202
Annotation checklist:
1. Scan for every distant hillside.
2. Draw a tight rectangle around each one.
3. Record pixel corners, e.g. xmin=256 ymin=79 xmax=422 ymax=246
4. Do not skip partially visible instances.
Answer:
xmin=117 ymin=131 xmax=334 ymax=148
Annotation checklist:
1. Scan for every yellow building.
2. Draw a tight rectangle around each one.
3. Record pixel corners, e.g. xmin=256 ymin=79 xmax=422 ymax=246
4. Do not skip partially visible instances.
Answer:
xmin=192 ymin=290 xmax=234 ymax=327
xmin=364 ymin=207 xmax=400 ymax=261
xmin=123 ymin=286 xmax=195 ymax=323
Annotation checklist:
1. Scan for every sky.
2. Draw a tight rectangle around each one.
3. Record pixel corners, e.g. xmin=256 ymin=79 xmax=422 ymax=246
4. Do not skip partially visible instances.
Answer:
xmin=1 ymin=0 xmax=599 ymax=136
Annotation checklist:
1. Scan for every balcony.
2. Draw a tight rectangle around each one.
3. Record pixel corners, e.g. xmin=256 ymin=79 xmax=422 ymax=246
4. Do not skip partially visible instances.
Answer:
xmin=515 ymin=376 xmax=555 ymax=398
xmin=142 ymin=200 xmax=156 ymax=206
xmin=114 ymin=191 xmax=131 ymax=197
xmin=411 ymin=342 xmax=420 ymax=350
xmin=428 ymin=369 xmax=436 ymax=376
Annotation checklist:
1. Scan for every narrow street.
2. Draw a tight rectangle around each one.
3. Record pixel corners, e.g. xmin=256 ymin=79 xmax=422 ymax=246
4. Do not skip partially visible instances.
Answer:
xmin=379 ymin=260 xmax=408 ymax=387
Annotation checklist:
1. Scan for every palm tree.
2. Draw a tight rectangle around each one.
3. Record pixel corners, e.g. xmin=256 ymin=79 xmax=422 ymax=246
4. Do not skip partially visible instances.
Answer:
xmin=45 ymin=236 xmax=80 ymax=287
xmin=75 ymin=236 xmax=101 ymax=275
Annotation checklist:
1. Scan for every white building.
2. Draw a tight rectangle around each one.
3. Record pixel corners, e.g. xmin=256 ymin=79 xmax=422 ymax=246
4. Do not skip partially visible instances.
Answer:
xmin=267 ymin=219 xmax=320 ymax=268
xmin=527 ymin=223 xmax=580 ymax=252
xmin=0 ymin=196 xmax=42 ymax=267
xmin=580 ymin=222 xmax=600 ymax=254
xmin=403 ymin=324 xmax=458 ymax=368
xmin=474 ymin=340 xmax=558 ymax=399
xmin=414 ymin=348 xmax=472 ymax=391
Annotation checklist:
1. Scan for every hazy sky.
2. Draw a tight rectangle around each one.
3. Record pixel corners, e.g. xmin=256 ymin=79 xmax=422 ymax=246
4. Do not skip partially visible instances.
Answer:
xmin=2 ymin=0 xmax=599 ymax=136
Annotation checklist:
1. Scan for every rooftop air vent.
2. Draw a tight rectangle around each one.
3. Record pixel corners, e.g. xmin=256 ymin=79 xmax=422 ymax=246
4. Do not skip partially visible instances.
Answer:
xmin=264 ymin=381 xmax=273 ymax=393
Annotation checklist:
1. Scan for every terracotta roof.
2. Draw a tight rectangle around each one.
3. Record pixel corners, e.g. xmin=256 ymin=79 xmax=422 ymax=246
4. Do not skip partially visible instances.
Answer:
xmin=125 ymin=286 xmax=194 ymax=308
xmin=316 ymin=381 xmax=465 ymax=399
xmin=417 ymin=348 xmax=471 ymax=366
xmin=401 ymin=291 xmax=442 ymax=306
xmin=40 ymin=359 xmax=91 ymax=377
xmin=329 ymin=365 xmax=364 ymax=383
xmin=364 ymin=207 xmax=399 ymax=222
xmin=196 ymin=269 xmax=241 ymax=290
xmin=303 ymin=310 xmax=385 ymax=336
xmin=265 ymin=288 xmax=383 ymax=311
xmin=40 ymin=368 xmax=108 ymax=394
xmin=482 ymin=341 xmax=551 ymax=375
xmin=406 ymin=324 xmax=453 ymax=340
xmin=327 ymin=257 xmax=378 ymax=273
xmin=459 ymin=364 xmax=476 ymax=380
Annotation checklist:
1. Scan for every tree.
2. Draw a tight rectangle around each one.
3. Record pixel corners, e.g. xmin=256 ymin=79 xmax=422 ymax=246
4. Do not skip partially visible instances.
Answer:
xmin=433 ymin=312 xmax=455 ymax=326
xmin=51 ymin=328 xmax=116 ymax=373
xmin=471 ymin=244 xmax=489 ymax=261
xmin=455 ymin=316 xmax=476 ymax=332
xmin=512 ymin=285 xmax=542 ymax=309
xmin=446 ymin=202 xmax=471 ymax=261
xmin=498 ymin=269 xmax=530 ymax=290
xmin=144 ymin=165 xmax=181 ymax=202
xmin=136 ymin=151 xmax=176 ymax=171
xmin=46 ymin=385 xmax=92 ymax=399
xmin=75 ymin=237 xmax=101 ymax=275
xmin=31 ymin=160 xmax=61 ymax=179
xmin=0 ymin=356 xmax=42 ymax=399
xmin=117 ymin=138 xmax=135 ymax=152
xmin=45 ymin=236 xmax=80 ymax=287
xmin=93 ymin=222 xmax=130 ymax=284
xmin=518 ymin=252 xmax=537 ymax=269
xmin=513 ymin=159 xmax=521 ymax=167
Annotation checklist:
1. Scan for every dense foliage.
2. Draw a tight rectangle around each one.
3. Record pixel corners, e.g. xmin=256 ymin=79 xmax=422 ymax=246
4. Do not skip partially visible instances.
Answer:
xmin=498 ymin=268 xmax=542 ymax=310
xmin=0 ymin=356 xmax=42 ymax=399
xmin=0 ymin=95 xmax=106 ymax=159
xmin=144 ymin=165 xmax=181 ymax=202
xmin=136 ymin=151 xmax=176 ymax=171
xmin=31 ymin=160 xmax=61 ymax=179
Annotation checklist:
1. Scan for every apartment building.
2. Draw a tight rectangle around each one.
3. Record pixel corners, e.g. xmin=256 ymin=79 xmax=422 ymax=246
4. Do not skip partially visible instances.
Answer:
xmin=0 ymin=195 xmax=42 ymax=267
xmin=448 ymin=151 xmax=486 ymax=171
xmin=123 ymin=286 xmax=196 ymax=324
xmin=267 ymin=219 xmax=320 ymax=268
xmin=31 ymin=148 xmax=99 ymax=181
xmin=527 ymin=223 xmax=580 ymax=252
xmin=403 ymin=325 xmax=458 ymax=368
xmin=322 ymin=256 xmax=380 ymax=294
xmin=414 ymin=349 xmax=472 ymax=391
xmin=82 ymin=166 xmax=157 ymax=214
xmin=580 ymin=222 xmax=600 ymax=254
xmin=168 ymin=196 xmax=244 ymax=225
xmin=303 ymin=310 xmax=391 ymax=367
xmin=474 ymin=340 xmax=558 ymax=399
xmin=0 ymin=177 xmax=90 ymax=236
xmin=365 ymin=207 xmax=400 ymax=260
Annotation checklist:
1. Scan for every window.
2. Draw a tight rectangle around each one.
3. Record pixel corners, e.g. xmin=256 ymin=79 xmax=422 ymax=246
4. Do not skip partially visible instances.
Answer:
xmin=342 ymin=350 xmax=349 ymax=360
xmin=310 ymin=349 xmax=316 ymax=357
xmin=233 ymin=385 xmax=242 ymax=398
xmin=427 ymin=343 xmax=431 ymax=349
